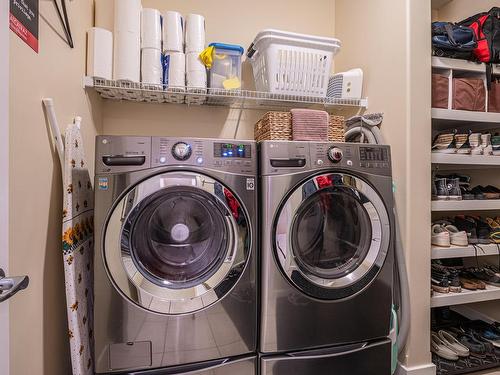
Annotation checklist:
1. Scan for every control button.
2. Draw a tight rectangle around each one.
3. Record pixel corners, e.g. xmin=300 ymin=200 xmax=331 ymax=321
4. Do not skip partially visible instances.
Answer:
xmin=159 ymin=156 xmax=167 ymax=164
xmin=346 ymin=160 xmax=353 ymax=166
xmin=327 ymin=147 xmax=343 ymax=163
xmin=172 ymin=142 xmax=192 ymax=161
xmin=224 ymin=160 xmax=232 ymax=166
xmin=196 ymin=157 xmax=204 ymax=165
xmin=244 ymin=161 xmax=252 ymax=166
xmin=234 ymin=160 xmax=242 ymax=166
xmin=214 ymin=160 xmax=223 ymax=166
xmin=317 ymin=159 xmax=324 ymax=166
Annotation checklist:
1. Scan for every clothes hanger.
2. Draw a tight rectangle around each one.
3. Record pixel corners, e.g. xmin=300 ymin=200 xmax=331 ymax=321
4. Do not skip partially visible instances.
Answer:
xmin=53 ymin=0 xmax=73 ymax=48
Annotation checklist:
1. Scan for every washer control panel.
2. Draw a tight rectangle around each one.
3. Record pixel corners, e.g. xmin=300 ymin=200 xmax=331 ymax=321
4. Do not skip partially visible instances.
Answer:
xmin=96 ymin=136 xmax=257 ymax=175
xmin=152 ymin=137 xmax=256 ymax=174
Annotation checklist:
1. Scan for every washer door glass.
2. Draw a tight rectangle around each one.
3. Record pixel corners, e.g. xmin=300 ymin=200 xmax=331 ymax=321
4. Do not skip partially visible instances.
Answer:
xmin=128 ymin=187 xmax=229 ymax=289
xmin=105 ymin=171 xmax=251 ymax=315
xmin=274 ymin=173 xmax=390 ymax=300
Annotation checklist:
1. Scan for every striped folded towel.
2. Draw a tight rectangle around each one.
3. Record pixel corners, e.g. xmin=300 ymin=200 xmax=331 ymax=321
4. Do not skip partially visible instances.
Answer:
xmin=291 ymin=109 xmax=329 ymax=141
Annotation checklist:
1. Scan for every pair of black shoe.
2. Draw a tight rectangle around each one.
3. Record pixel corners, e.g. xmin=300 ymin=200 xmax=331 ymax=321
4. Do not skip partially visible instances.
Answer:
xmin=454 ymin=216 xmax=492 ymax=244
xmin=449 ymin=326 xmax=500 ymax=359
xmin=432 ymin=264 xmax=461 ymax=293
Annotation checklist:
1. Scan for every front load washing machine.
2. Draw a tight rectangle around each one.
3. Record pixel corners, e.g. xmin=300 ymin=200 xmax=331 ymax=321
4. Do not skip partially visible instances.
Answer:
xmin=93 ymin=136 xmax=258 ymax=374
xmin=259 ymin=141 xmax=395 ymax=375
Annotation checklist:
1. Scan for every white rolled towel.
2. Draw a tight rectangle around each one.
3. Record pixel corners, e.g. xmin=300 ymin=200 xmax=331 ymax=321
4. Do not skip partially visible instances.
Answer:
xmin=87 ymin=27 xmax=113 ymax=80
xmin=163 ymin=52 xmax=186 ymax=88
xmin=114 ymin=30 xmax=140 ymax=82
xmin=186 ymin=52 xmax=206 ymax=88
xmin=185 ymin=14 xmax=205 ymax=53
xmin=141 ymin=8 xmax=162 ymax=50
xmin=162 ymin=11 xmax=184 ymax=52
xmin=141 ymin=49 xmax=163 ymax=85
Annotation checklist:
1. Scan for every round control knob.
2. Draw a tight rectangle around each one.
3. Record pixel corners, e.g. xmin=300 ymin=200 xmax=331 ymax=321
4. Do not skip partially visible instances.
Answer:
xmin=172 ymin=142 xmax=192 ymax=161
xmin=328 ymin=147 xmax=343 ymax=163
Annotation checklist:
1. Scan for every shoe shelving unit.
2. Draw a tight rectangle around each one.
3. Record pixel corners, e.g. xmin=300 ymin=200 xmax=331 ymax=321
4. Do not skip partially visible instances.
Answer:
xmin=432 ymin=244 xmax=500 ymax=260
xmin=431 ymin=56 xmax=500 ymax=309
xmin=431 ymin=285 xmax=500 ymax=308
xmin=432 ymin=154 xmax=500 ymax=169
xmin=432 ymin=200 xmax=500 ymax=211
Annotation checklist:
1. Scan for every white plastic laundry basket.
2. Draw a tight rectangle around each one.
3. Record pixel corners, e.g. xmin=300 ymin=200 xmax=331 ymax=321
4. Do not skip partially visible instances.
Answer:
xmin=247 ymin=29 xmax=341 ymax=97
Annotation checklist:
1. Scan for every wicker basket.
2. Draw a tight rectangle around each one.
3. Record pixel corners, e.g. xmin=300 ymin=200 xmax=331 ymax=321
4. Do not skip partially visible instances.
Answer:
xmin=254 ymin=111 xmax=345 ymax=142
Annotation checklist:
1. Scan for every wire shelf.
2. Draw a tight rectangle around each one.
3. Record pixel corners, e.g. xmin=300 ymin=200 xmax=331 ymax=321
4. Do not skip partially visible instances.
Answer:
xmin=84 ymin=77 xmax=368 ymax=113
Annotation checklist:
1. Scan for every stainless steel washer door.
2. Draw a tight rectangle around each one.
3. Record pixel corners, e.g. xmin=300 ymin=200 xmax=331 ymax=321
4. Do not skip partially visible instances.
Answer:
xmin=274 ymin=172 xmax=390 ymax=300
xmin=104 ymin=171 xmax=251 ymax=314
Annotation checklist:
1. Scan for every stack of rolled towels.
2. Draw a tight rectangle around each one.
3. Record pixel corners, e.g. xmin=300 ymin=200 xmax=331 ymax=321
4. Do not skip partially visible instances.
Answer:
xmin=86 ymin=0 xmax=207 ymax=92
xmin=141 ymin=8 xmax=162 ymax=85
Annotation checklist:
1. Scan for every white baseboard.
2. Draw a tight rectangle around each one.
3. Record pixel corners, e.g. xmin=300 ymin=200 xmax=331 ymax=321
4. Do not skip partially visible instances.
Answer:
xmin=401 ymin=363 xmax=436 ymax=375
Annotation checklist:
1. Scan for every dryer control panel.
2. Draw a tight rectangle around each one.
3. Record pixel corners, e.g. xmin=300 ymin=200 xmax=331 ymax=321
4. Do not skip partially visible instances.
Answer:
xmin=260 ymin=141 xmax=392 ymax=176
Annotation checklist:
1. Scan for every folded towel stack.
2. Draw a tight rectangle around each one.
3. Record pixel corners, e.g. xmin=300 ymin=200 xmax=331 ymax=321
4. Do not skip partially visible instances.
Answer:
xmin=291 ymin=109 xmax=330 ymax=141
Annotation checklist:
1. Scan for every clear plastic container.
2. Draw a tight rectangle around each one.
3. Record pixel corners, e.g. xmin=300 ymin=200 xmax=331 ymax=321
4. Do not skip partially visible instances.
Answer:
xmin=208 ymin=43 xmax=244 ymax=90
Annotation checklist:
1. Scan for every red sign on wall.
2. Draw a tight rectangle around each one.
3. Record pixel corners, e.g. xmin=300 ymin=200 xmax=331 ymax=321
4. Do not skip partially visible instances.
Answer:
xmin=9 ymin=0 xmax=39 ymax=53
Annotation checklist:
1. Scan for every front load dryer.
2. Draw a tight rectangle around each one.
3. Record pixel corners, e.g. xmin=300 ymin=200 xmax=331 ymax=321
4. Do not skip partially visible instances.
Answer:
xmin=93 ymin=136 xmax=258 ymax=374
xmin=259 ymin=141 xmax=395 ymax=375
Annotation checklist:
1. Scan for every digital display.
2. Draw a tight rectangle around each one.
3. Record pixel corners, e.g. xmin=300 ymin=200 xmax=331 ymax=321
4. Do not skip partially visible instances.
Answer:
xmin=214 ymin=143 xmax=252 ymax=158
xmin=359 ymin=147 xmax=389 ymax=162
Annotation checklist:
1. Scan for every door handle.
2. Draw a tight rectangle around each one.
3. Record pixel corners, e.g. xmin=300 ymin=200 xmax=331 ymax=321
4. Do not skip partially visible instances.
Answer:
xmin=0 ymin=268 xmax=29 ymax=303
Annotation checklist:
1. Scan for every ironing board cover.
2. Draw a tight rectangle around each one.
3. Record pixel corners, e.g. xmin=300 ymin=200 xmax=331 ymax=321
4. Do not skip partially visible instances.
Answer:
xmin=61 ymin=123 xmax=94 ymax=374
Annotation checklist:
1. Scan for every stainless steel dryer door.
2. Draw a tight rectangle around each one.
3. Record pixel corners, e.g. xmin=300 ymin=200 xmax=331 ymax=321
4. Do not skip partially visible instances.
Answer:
xmin=274 ymin=172 xmax=391 ymax=300
xmin=104 ymin=171 xmax=251 ymax=314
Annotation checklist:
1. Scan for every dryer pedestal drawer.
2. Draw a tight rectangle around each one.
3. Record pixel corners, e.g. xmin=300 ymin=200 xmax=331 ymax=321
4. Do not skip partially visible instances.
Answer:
xmin=110 ymin=355 xmax=257 ymax=375
xmin=260 ymin=339 xmax=391 ymax=375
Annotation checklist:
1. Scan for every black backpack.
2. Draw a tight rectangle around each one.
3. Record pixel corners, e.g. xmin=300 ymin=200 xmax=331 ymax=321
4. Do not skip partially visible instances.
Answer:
xmin=458 ymin=7 xmax=500 ymax=64
xmin=458 ymin=7 xmax=500 ymax=88
xmin=432 ymin=22 xmax=477 ymax=60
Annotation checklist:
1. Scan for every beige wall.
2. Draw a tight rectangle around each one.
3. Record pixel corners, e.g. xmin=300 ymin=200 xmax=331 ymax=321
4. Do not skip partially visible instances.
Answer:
xmin=336 ymin=0 xmax=432 ymax=370
xmin=102 ymin=0 xmax=336 ymax=138
xmin=8 ymin=1 xmax=101 ymax=374
xmin=436 ymin=0 xmax=498 ymax=21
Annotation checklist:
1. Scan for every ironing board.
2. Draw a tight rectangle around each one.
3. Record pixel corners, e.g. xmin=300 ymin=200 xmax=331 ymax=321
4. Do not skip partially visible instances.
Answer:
xmin=61 ymin=123 xmax=94 ymax=374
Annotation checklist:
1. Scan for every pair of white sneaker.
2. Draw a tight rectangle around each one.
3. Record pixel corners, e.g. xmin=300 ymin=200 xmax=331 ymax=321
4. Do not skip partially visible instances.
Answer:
xmin=432 ymin=223 xmax=468 ymax=247
xmin=470 ymin=133 xmax=493 ymax=155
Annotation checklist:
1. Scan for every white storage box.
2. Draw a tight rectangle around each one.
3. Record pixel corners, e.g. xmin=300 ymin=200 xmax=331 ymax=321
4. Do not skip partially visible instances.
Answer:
xmin=247 ymin=29 xmax=341 ymax=97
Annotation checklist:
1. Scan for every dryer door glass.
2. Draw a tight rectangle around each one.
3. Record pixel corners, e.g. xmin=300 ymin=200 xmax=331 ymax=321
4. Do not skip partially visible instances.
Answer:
xmin=104 ymin=171 xmax=251 ymax=314
xmin=291 ymin=187 xmax=373 ymax=280
xmin=274 ymin=173 xmax=391 ymax=300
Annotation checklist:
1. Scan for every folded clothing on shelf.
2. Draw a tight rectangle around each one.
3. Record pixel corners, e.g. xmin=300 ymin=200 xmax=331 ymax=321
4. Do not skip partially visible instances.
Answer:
xmin=291 ymin=109 xmax=330 ymax=141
